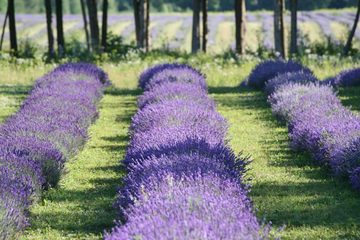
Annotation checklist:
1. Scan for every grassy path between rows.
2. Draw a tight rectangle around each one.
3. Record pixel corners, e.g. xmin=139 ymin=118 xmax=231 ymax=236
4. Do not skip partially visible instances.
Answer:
xmin=212 ymin=86 xmax=360 ymax=239
xmin=22 ymin=88 xmax=139 ymax=240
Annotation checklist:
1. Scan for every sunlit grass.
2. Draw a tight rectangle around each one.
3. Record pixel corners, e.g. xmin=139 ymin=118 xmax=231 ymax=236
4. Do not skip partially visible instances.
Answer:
xmin=299 ymin=21 xmax=326 ymax=45
xmin=152 ymin=20 xmax=182 ymax=50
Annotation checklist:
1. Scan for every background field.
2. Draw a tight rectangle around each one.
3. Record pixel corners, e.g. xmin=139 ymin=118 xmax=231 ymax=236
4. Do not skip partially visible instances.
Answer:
xmin=1 ymin=10 xmax=359 ymax=54
xmin=0 ymin=55 xmax=359 ymax=239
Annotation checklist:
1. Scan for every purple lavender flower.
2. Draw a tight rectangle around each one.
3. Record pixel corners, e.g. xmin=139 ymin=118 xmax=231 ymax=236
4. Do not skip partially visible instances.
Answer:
xmin=265 ymin=71 xmax=319 ymax=96
xmin=106 ymin=175 xmax=267 ymax=240
xmin=138 ymin=63 xmax=206 ymax=90
xmin=330 ymin=68 xmax=360 ymax=87
xmin=0 ymin=63 xmax=108 ymax=239
xmin=138 ymin=82 xmax=213 ymax=110
xmin=107 ymin=63 xmax=270 ymax=239
xmin=247 ymin=60 xmax=313 ymax=89
xmin=267 ymin=78 xmax=360 ymax=191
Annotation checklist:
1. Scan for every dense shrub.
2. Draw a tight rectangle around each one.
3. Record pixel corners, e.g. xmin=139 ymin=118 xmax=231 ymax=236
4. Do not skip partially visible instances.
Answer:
xmin=106 ymin=64 xmax=269 ymax=239
xmin=265 ymin=69 xmax=360 ymax=190
xmin=327 ymin=67 xmax=360 ymax=87
xmin=264 ymin=71 xmax=319 ymax=96
xmin=247 ymin=60 xmax=312 ymax=89
xmin=0 ymin=63 xmax=108 ymax=239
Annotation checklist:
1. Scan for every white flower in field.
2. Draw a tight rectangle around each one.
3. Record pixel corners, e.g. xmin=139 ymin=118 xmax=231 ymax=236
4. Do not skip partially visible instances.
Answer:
xmin=275 ymin=51 xmax=281 ymax=58
xmin=305 ymin=49 xmax=311 ymax=54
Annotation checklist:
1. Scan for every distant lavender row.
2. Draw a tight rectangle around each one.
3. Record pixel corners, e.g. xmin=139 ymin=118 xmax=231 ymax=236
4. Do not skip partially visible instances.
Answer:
xmin=247 ymin=60 xmax=360 ymax=191
xmin=1 ymin=11 xmax=357 ymax=51
xmin=105 ymin=63 xmax=270 ymax=239
xmin=0 ymin=63 xmax=109 ymax=239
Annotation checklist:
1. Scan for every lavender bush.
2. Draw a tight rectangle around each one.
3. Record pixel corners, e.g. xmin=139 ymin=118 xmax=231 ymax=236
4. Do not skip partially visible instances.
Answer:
xmin=138 ymin=63 xmax=206 ymax=90
xmin=106 ymin=63 xmax=270 ymax=239
xmin=327 ymin=67 xmax=360 ymax=87
xmin=0 ymin=63 xmax=108 ymax=239
xmin=247 ymin=60 xmax=312 ymax=89
xmin=259 ymin=60 xmax=360 ymax=191
xmin=264 ymin=71 xmax=319 ymax=96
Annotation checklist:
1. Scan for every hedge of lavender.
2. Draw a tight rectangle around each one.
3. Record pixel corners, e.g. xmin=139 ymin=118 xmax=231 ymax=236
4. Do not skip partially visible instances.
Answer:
xmin=105 ymin=64 xmax=270 ymax=239
xmin=324 ymin=67 xmax=360 ymax=87
xmin=0 ymin=63 xmax=109 ymax=239
xmin=249 ymin=60 xmax=360 ymax=191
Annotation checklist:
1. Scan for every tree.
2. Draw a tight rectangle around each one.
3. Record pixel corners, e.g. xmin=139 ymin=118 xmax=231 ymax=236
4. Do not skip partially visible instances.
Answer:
xmin=344 ymin=0 xmax=360 ymax=56
xmin=192 ymin=0 xmax=201 ymax=53
xmin=101 ymin=0 xmax=108 ymax=51
xmin=290 ymin=0 xmax=298 ymax=55
xmin=0 ymin=9 xmax=8 ymax=51
xmin=8 ymin=0 xmax=17 ymax=54
xmin=55 ymin=0 xmax=65 ymax=56
xmin=86 ymin=0 xmax=100 ymax=52
xmin=235 ymin=0 xmax=246 ymax=55
xmin=80 ymin=0 xmax=90 ymax=51
xmin=133 ymin=0 xmax=149 ymax=50
xmin=202 ymin=0 xmax=208 ymax=52
xmin=44 ymin=0 xmax=55 ymax=57
xmin=274 ymin=0 xmax=287 ymax=58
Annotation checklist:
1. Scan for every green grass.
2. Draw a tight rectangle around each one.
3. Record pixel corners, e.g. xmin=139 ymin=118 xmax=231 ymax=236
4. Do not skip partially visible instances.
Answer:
xmin=0 ymin=57 xmax=359 ymax=239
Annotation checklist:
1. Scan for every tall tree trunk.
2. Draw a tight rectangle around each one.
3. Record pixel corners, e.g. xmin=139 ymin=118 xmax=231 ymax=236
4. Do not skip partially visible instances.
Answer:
xmin=145 ymin=0 xmax=149 ymax=51
xmin=133 ymin=0 xmax=141 ymax=46
xmin=0 ymin=10 xmax=8 ymax=51
xmin=101 ymin=0 xmax=108 ymax=51
xmin=202 ymin=0 xmax=208 ymax=52
xmin=274 ymin=0 xmax=286 ymax=58
xmin=137 ymin=0 xmax=148 ymax=49
xmin=290 ymin=0 xmax=297 ymax=55
xmin=87 ymin=0 xmax=100 ymax=52
xmin=55 ymin=0 xmax=65 ymax=56
xmin=45 ymin=0 xmax=55 ymax=57
xmin=235 ymin=0 xmax=246 ymax=55
xmin=81 ymin=0 xmax=90 ymax=51
xmin=192 ymin=0 xmax=201 ymax=53
xmin=344 ymin=0 xmax=360 ymax=56
xmin=8 ymin=0 xmax=17 ymax=55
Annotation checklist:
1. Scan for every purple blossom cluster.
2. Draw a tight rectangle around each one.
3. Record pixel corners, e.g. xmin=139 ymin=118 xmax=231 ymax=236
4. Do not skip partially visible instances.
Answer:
xmin=247 ymin=60 xmax=313 ymax=89
xmin=324 ymin=67 xmax=360 ymax=87
xmin=0 ymin=63 xmax=109 ymax=239
xmin=248 ymin=61 xmax=360 ymax=191
xmin=106 ymin=63 xmax=269 ymax=239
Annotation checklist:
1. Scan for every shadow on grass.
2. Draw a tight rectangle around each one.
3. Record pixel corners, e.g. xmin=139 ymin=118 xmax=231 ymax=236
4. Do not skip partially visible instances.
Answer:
xmin=338 ymin=86 xmax=360 ymax=111
xmin=105 ymin=87 xmax=142 ymax=97
xmin=212 ymin=85 xmax=360 ymax=237
xmin=0 ymin=84 xmax=31 ymax=95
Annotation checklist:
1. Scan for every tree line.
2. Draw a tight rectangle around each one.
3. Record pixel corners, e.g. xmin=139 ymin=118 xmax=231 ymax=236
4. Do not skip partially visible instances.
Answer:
xmin=0 ymin=0 xmax=357 ymax=13
xmin=1 ymin=0 xmax=360 ymax=58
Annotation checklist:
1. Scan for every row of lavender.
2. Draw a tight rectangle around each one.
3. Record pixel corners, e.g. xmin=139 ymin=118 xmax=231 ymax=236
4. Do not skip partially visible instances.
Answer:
xmin=0 ymin=63 xmax=109 ymax=239
xmin=105 ymin=64 xmax=270 ymax=239
xmin=246 ymin=60 xmax=360 ymax=191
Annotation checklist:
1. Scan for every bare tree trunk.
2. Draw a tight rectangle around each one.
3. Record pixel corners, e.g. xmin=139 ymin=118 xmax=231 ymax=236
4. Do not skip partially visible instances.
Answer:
xmin=290 ymin=0 xmax=297 ymax=55
xmin=274 ymin=0 xmax=286 ymax=58
xmin=202 ymin=0 xmax=208 ymax=52
xmin=235 ymin=0 xmax=246 ymax=55
xmin=133 ymin=0 xmax=141 ymax=46
xmin=80 ymin=0 xmax=90 ymax=51
xmin=137 ymin=0 xmax=148 ymax=49
xmin=45 ymin=0 xmax=55 ymax=57
xmin=0 ymin=10 xmax=8 ymax=51
xmin=145 ymin=0 xmax=149 ymax=51
xmin=8 ymin=0 xmax=17 ymax=55
xmin=55 ymin=0 xmax=65 ymax=56
xmin=344 ymin=0 xmax=360 ymax=56
xmin=87 ymin=0 xmax=100 ymax=52
xmin=101 ymin=0 xmax=108 ymax=51
xmin=192 ymin=0 xmax=201 ymax=53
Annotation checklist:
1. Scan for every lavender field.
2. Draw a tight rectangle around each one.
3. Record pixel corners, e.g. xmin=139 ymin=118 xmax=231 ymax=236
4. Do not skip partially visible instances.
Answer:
xmin=1 ymin=11 xmax=359 ymax=53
